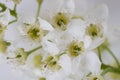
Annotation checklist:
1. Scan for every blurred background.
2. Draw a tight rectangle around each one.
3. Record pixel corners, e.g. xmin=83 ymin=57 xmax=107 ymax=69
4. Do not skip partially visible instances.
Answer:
xmin=0 ymin=0 xmax=120 ymax=80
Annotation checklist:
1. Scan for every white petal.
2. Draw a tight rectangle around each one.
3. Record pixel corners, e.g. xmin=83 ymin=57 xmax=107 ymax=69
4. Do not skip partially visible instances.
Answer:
xmin=71 ymin=57 xmax=82 ymax=74
xmin=66 ymin=19 xmax=86 ymax=39
xmin=84 ymin=4 xmax=109 ymax=23
xmin=41 ymin=39 xmax=60 ymax=55
xmin=40 ymin=0 xmax=63 ymax=20
xmin=89 ymin=37 xmax=105 ymax=50
xmin=59 ymin=54 xmax=71 ymax=75
xmin=48 ymin=71 xmax=65 ymax=80
xmin=60 ymin=0 xmax=75 ymax=14
xmin=79 ymin=52 xmax=101 ymax=74
xmin=83 ymin=36 xmax=92 ymax=49
xmin=17 ymin=24 xmax=28 ymax=36
xmin=74 ymin=0 xmax=87 ymax=16
xmin=21 ymin=16 xmax=35 ymax=25
xmin=0 ymin=9 xmax=10 ymax=25
xmin=38 ymin=17 xmax=54 ymax=31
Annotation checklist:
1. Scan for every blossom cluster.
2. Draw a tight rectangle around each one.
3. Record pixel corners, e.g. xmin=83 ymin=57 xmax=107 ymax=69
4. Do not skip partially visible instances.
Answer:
xmin=0 ymin=0 xmax=120 ymax=80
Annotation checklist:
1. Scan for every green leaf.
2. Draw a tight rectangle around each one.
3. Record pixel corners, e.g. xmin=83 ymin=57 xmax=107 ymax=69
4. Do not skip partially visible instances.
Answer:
xmin=9 ymin=9 xmax=17 ymax=18
xmin=0 ymin=3 xmax=7 ymax=12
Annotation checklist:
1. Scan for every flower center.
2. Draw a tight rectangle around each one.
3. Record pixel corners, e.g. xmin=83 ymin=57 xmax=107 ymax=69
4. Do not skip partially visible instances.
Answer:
xmin=93 ymin=77 xmax=98 ymax=80
xmin=33 ymin=55 xmax=61 ymax=71
xmin=54 ymin=12 xmax=69 ymax=31
xmin=0 ymin=40 xmax=10 ymax=53
xmin=27 ymin=27 xmax=41 ymax=40
xmin=87 ymin=75 xmax=104 ymax=80
xmin=86 ymin=24 xmax=103 ymax=39
xmin=68 ymin=40 xmax=84 ymax=57
xmin=39 ymin=77 xmax=46 ymax=80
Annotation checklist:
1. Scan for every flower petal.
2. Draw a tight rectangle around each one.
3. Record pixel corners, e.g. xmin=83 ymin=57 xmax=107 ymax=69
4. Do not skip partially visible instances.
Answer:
xmin=65 ymin=19 xmax=86 ymax=39
xmin=59 ymin=54 xmax=71 ymax=75
xmin=84 ymin=4 xmax=109 ymax=23
xmin=89 ymin=37 xmax=105 ymax=50
xmin=0 ymin=9 xmax=10 ymax=25
xmin=60 ymin=0 xmax=75 ymax=14
xmin=41 ymin=39 xmax=60 ymax=55
xmin=79 ymin=52 xmax=101 ymax=74
xmin=38 ymin=17 xmax=54 ymax=31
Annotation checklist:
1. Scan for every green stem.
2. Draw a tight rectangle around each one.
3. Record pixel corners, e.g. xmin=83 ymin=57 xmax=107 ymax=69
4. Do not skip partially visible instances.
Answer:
xmin=9 ymin=4 xmax=18 ymax=24
xmin=27 ymin=45 xmax=42 ymax=55
xmin=103 ymin=45 xmax=120 ymax=68
xmin=97 ymin=47 xmax=102 ymax=62
xmin=58 ymin=51 xmax=67 ymax=57
xmin=0 ymin=2 xmax=17 ymax=19
xmin=101 ymin=68 xmax=111 ymax=76
xmin=72 ymin=16 xmax=84 ymax=20
xmin=101 ymin=64 xmax=120 ymax=76
xmin=8 ymin=19 xmax=17 ymax=25
xmin=14 ymin=4 xmax=17 ymax=11
xmin=35 ymin=0 xmax=43 ymax=22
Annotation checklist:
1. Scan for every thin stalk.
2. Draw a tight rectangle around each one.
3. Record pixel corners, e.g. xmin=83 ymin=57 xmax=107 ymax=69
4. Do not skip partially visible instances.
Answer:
xmin=101 ymin=64 xmax=120 ymax=76
xmin=103 ymin=45 xmax=120 ymax=68
xmin=8 ymin=19 xmax=17 ymax=25
xmin=58 ymin=51 xmax=67 ymax=57
xmin=35 ymin=0 xmax=43 ymax=22
xmin=27 ymin=45 xmax=42 ymax=55
xmin=8 ymin=4 xmax=18 ymax=25
xmin=97 ymin=47 xmax=102 ymax=62
xmin=101 ymin=68 xmax=111 ymax=76
xmin=14 ymin=4 xmax=17 ymax=11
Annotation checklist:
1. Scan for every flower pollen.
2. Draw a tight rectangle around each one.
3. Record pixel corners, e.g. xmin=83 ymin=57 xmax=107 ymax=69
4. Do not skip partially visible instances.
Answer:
xmin=54 ymin=12 xmax=69 ymax=31
xmin=86 ymin=24 xmax=103 ymax=39
xmin=68 ymin=40 xmax=84 ymax=57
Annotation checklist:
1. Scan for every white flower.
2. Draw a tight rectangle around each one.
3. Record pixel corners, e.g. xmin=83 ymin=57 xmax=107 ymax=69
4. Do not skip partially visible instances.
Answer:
xmin=42 ymin=19 xmax=91 ymax=54
xmin=66 ymin=51 xmax=101 ymax=80
xmin=61 ymin=19 xmax=92 ymax=56
xmin=2 ymin=0 xmax=118 ymax=80
xmin=6 ymin=16 xmax=54 ymax=50
xmin=6 ymin=45 xmax=42 ymax=65
xmin=22 ymin=51 xmax=72 ymax=80
xmin=18 ymin=17 xmax=53 ymax=40
xmin=41 ymin=19 xmax=101 ymax=79
xmin=40 ymin=0 xmax=75 ymax=31
xmin=84 ymin=4 xmax=109 ymax=49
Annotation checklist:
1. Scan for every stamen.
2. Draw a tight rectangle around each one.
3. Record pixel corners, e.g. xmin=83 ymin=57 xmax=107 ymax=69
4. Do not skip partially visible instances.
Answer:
xmin=54 ymin=12 xmax=69 ymax=30
xmin=68 ymin=40 xmax=84 ymax=57
xmin=86 ymin=24 xmax=103 ymax=39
